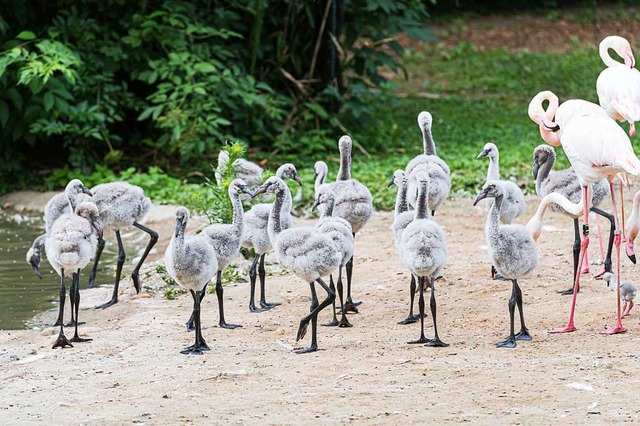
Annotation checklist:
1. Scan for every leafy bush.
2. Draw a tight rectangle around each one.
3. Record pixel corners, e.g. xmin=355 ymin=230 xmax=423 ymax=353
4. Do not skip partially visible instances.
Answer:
xmin=0 ymin=0 xmax=431 ymax=191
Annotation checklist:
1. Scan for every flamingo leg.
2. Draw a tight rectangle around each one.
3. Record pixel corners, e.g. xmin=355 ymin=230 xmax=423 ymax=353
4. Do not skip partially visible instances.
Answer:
xmin=551 ymin=186 xmax=591 ymax=333
xmin=602 ymin=181 xmax=627 ymax=334
xmin=321 ymin=275 xmax=340 ymax=327
xmin=398 ymin=275 xmax=420 ymax=324
xmin=408 ymin=276 xmax=430 ymax=344
xmin=559 ymin=219 xmax=581 ymax=295
xmin=590 ymin=206 xmax=615 ymax=277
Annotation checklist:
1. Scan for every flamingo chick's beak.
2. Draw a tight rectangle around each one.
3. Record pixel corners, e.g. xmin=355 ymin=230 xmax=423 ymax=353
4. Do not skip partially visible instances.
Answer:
xmin=83 ymin=186 xmax=93 ymax=196
xmin=387 ymin=177 xmax=395 ymax=188
xmin=252 ymin=182 xmax=271 ymax=198
xmin=477 ymin=149 xmax=490 ymax=159
xmin=311 ymin=198 xmax=320 ymax=211
xmin=473 ymin=189 xmax=490 ymax=206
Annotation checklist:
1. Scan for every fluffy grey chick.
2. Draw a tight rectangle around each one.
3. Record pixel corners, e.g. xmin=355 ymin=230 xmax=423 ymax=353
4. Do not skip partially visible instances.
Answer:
xmin=332 ymin=135 xmax=373 ymax=313
xmin=400 ymin=171 xmax=448 ymax=347
xmin=601 ymin=272 xmax=637 ymax=317
xmin=45 ymin=202 xmax=103 ymax=349
xmin=186 ymin=179 xmax=253 ymax=331
xmin=253 ymin=176 xmax=341 ymax=354
xmin=88 ymin=181 xmax=158 ymax=309
xmin=477 ymin=142 xmax=526 ymax=280
xmin=388 ymin=169 xmax=421 ymax=325
xmin=312 ymin=184 xmax=355 ymax=328
xmin=314 ymin=160 xmax=329 ymax=216
xmin=477 ymin=142 xmax=526 ymax=224
xmin=405 ymin=111 xmax=451 ymax=214
xmin=533 ymin=144 xmax=613 ymax=294
xmin=241 ymin=163 xmax=302 ymax=312
xmin=474 ymin=180 xmax=538 ymax=349
xmin=215 ymin=150 xmax=264 ymax=186
xmin=26 ymin=179 xmax=92 ymax=279
xmin=164 ymin=207 xmax=218 ymax=355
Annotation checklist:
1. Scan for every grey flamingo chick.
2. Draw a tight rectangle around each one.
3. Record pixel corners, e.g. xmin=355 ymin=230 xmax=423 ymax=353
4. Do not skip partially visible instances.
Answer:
xmin=533 ymin=145 xmax=613 ymax=294
xmin=388 ymin=169 xmax=421 ymax=325
xmin=88 ymin=182 xmax=158 ymax=309
xmin=476 ymin=142 xmax=526 ymax=280
xmin=45 ymin=202 xmax=103 ymax=348
xmin=26 ymin=179 xmax=92 ymax=279
xmin=601 ymin=273 xmax=637 ymax=317
xmin=253 ymin=176 xmax=340 ymax=354
xmin=405 ymin=111 xmax=451 ymax=215
xmin=332 ymin=135 xmax=373 ymax=313
xmin=164 ymin=207 xmax=218 ymax=355
xmin=215 ymin=150 xmax=264 ymax=186
xmin=242 ymin=164 xmax=302 ymax=312
xmin=185 ymin=179 xmax=253 ymax=330
xmin=474 ymin=181 xmax=538 ymax=348
xmin=399 ymin=171 xmax=448 ymax=347
xmin=311 ymin=184 xmax=355 ymax=328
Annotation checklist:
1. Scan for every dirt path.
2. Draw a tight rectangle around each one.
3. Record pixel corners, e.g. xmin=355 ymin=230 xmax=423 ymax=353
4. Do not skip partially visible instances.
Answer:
xmin=1 ymin=194 xmax=639 ymax=424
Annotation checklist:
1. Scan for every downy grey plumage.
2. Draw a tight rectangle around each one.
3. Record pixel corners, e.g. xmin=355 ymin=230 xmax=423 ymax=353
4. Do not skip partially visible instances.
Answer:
xmin=26 ymin=179 xmax=92 ymax=278
xmin=164 ymin=207 xmax=218 ymax=355
xmin=406 ymin=111 xmax=451 ymax=214
xmin=46 ymin=201 xmax=103 ymax=349
xmin=399 ymin=171 xmax=448 ymax=346
xmin=312 ymin=184 xmax=355 ymax=328
xmin=388 ymin=169 xmax=421 ymax=325
xmin=88 ymin=181 xmax=158 ymax=309
xmin=253 ymin=176 xmax=340 ymax=354
xmin=215 ymin=150 xmax=264 ymax=187
xmin=473 ymin=180 xmax=537 ymax=348
xmin=241 ymin=163 xmax=302 ymax=312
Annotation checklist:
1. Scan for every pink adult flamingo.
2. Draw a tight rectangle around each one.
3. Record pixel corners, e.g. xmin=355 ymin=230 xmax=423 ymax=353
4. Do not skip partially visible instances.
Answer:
xmin=596 ymin=35 xmax=640 ymax=137
xmin=528 ymin=90 xmax=640 ymax=334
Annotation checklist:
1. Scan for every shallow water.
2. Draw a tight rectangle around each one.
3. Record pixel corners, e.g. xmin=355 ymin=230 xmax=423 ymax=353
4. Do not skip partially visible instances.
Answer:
xmin=0 ymin=211 xmax=141 ymax=330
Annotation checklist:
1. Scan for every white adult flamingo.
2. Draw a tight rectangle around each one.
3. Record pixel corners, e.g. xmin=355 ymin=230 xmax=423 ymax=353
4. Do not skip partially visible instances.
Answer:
xmin=528 ymin=90 xmax=640 ymax=334
xmin=596 ymin=35 xmax=640 ymax=137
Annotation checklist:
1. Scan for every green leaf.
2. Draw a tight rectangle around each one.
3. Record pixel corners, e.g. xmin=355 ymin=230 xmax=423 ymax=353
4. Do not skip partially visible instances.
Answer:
xmin=16 ymin=31 xmax=36 ymax=41
xmin=194 ymin=63 xmax=216 ymax=73
xmin=43 ymin=92 xmax=54 ymax=111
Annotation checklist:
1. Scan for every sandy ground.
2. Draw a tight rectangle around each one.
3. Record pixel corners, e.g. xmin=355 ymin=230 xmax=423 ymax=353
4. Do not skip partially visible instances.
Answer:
xmin=1 ymin=192 xmax=639 ymax=425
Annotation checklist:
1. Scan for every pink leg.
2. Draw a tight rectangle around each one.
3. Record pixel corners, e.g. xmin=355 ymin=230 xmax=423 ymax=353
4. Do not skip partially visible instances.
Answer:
xmin=620 ymin=183 xmax=627 ymax=244
xmin=622 ymin=300 xmax=634 ymax=317
xmin=590 ymin=213 xmax=606 ymax=276
xmin=580 ymin=251 xmax=590 ymax=274
xmin=630 ymin=122 xmax=636 ymax=138
xmin=550 ymin=186 xmax=590 ymax=334
xmin=602 ymin=181 xmax=627 ymax=334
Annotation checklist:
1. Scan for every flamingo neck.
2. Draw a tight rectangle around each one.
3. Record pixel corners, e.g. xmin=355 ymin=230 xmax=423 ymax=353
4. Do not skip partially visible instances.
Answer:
xmin=414 ymin=182 xmax=431 ymax=220
xmin=395 ymin=179 xmax=409 ymax=217
xmin=229 ymin=192 xmax=244 ymax=235
xmin=486 ymin=154 xmax=500 ymax=181
xmin=314 ymin=168 xmax=327 ymax=195
xmin=536 ymin=153 xmax=555 ymax=194
xmin=337 ymin=151 xmax=351 ymax=181
xmin=600 ymin=39 xmax=626 ymax=68
xmin=268 ymin=188 xmax=285 ymax=242
xmin=321 ymin=198 xmax=335 ymax=218
xmin=422 ymin=126 xmax=436 ymax=156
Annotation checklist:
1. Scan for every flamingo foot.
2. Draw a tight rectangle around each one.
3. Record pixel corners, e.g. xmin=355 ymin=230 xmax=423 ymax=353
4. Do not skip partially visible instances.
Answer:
xmin=496 ymin=336 xmax=517 ymax=348
xmin=549 ymin=324 xmax=577 ymax=333
xmin=592 ymin=267 xmax=607 ymax=279
xmin=601 ymin=324 xmax=627 ymax=335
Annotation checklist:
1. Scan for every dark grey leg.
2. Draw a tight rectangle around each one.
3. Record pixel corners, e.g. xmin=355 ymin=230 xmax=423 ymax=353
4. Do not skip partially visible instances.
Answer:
xmin=130 ymin=221 xmax=158 ymax=294
xmin=87 ymin=238 xmax=106 ymax=288
xmin=96 ymin=230 xmax=125 ymax=309
xmin=497 ymin=280 xmax=517 ymax=348
xmin=295 ymin=278 xmax=336 ymax=354
xmin=590 ymin=206 xmax=615 ymax=272
xmin=408 ymin=276 xmax=429 ymax=344
xmin=337 ymin=267 xmax=352 ymax=327
xmin=52 ymin=269 xmax=72 ymax=349
xmin=249 ymin=254 xmax=267 ymax=312
xmin=182 ymin=289 xmax=210 ymax=355
xmin=343 ymin=233 xmax=362 ymax=313
xmin=186 ymin=283 xmax=207 ymax=331
xmin=513 ymin=280 xmax=531 ymax=341
xmin=426 ymin=277 xmax=448 ymax=347
xmin=216 ymin=271 xmax=241 ymax=329
xmin=259 ymin=254 xmax=280 ymax=308
xmin=322 ymin=275 xmax=340 ymax=327
xmin=399 ymin=275 xmax=421 ymax=325
xmin=71 ymin=271 xmax=92 ymax=343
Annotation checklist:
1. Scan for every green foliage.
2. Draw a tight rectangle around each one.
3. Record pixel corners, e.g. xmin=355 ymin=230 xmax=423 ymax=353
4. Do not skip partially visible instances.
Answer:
xmin=0 ymin=0 xmax=431 ymax=190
